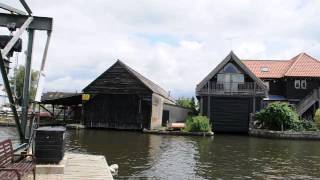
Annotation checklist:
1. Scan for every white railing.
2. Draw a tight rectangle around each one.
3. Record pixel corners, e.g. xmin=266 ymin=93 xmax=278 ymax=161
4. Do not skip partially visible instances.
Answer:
xmin=196 ymin=82 xmax=265 ymax=96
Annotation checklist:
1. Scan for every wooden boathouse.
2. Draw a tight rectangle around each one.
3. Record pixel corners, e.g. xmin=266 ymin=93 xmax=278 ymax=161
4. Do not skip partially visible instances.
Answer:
xmin=196 ymin=52 xmax=267 ymax=133
xmin=83 ymin=60 xmax=175 ymax=130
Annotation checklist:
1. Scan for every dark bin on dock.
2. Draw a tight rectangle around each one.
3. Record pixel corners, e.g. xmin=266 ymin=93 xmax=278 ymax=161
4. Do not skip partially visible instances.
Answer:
xmin=35 ymin=126 xmax=66 ymax=164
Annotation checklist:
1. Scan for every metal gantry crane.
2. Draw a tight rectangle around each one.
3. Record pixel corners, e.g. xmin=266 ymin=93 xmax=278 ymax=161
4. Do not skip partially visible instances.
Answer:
xmin=0 ymin=1 xmax=53 ymax=145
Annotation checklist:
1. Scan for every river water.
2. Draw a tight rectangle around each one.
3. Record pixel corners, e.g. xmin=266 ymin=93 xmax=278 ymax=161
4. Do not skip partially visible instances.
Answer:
xmin=1 ymin=127 xmax=320 ymax=179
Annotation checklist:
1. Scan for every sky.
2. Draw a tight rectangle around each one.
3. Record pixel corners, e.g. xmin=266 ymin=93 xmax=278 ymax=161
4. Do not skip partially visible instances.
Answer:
xmin=1 ymin=0 xmax=320 ymax=99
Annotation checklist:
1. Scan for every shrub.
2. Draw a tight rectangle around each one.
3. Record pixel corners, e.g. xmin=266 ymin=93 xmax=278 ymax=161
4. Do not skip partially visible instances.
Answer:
xmin=315 ymin=109 xmax=320 ymax=129
xmin=301 ymin=120 xmax=318 ymax=131
xmin=255 ymin=102 xmax=302 ymax=131
xmin=185 ymin=116 xmax=211 ymax=132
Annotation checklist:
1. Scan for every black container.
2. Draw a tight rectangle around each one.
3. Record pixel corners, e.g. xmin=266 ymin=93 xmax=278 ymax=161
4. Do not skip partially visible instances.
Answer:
xmin=35 ymin=126 xmax=66 ymax=164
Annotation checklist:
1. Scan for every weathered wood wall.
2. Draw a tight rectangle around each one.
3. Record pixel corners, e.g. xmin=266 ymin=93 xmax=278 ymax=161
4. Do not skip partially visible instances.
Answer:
xmin=83 ymin=61 xmax=155 ymax=130
xmin=84 ymin=62 xmax=152 ymax=95
xmin=285 ymin=78 xmax=320 ymax=101
xmin=199 ymin=96 xmax=262 ymax=133
xmin=210 ymin=97 xmax=251 ymax=133
xmin=84 ymin=94 xmax=151 ymax=129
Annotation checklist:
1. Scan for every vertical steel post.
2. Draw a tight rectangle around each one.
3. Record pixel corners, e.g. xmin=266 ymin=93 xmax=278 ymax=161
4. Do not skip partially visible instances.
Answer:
xmin=207 ymin=81 xmax=210 ymax=118
xmin=21 ymin=29 xmax=34 ymax=138
xmin=0 ymin=52 xmax=24 ymax=140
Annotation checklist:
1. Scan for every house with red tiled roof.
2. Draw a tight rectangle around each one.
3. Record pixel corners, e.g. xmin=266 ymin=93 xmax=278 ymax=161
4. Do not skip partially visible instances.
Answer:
xmin=196 ymin=52 xmax=320 ymax=133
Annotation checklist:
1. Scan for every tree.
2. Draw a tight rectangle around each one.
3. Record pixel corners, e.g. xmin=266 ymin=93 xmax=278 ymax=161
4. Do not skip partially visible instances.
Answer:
xmin=315 ymin=109 xmax=320 ymax=129
xmin=10 ymin=65 xmax=39 ymax=104
xmin=176 ymin=96 xmax=199 ymax=115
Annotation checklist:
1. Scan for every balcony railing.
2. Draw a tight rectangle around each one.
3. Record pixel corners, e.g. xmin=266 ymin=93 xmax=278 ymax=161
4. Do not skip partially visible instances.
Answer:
xmin=196 ymin=82 xmax=265 ymax=96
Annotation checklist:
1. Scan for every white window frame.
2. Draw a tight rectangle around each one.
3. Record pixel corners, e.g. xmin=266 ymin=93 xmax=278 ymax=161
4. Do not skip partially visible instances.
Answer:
xmin=301 ymin=80 xmax=307 ymax=89
xmin=294 ymin=80 xmax=300 ymax=89
xmin=263 ymin=81 xmax=270 ymax=90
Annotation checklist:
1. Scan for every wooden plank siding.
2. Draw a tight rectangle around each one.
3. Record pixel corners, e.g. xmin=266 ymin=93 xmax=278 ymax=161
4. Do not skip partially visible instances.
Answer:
xmin=83 ymin=62 xmax=152 ymax=95
xmin=84 ymin=94 xmax=151 ymax=129
xmin=285 ymin=78 xmax=320 ymax=101
xmin=83 ymin=61 xmax=154 ymax=130
xmin=196 ymin=52 xmax=267 ymax=133
xmin=201 ymin=96 xmax=262 ymax=133
xmin=82 ymin=60 xmax=174 ymax=130
xmin=211 ymin=97 xmax=251 ymax=133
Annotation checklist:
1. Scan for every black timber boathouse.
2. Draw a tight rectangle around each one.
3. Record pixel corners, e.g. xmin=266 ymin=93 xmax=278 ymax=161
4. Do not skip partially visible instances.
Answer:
xmin=83 ymin=60 xmax=176 ymax=130
xmin=196 ymin=52 xmax=267 ymax=133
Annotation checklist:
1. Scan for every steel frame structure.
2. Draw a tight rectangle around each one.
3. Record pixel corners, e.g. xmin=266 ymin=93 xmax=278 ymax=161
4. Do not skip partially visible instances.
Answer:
xmin=0 ymin=2 xmax=53 ymax=142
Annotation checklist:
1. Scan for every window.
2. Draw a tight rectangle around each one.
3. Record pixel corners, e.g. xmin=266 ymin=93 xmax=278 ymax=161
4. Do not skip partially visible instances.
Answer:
xmin=220 ymin=63 xmax=241 ymax=73
xmin=217 ymin=74 xmax=224 ymax=83
xmin=260 ymin=67 xmax=269 ymax=72
xmin=294 ymin=80 xmax=300 ymax=89
xmin=231 ymin=74 xmax=244 ymax=83
xmin=263 ymin=81 xmax=270 ymax=90
xmin=301 ymin=80 xmax=307 ymax=89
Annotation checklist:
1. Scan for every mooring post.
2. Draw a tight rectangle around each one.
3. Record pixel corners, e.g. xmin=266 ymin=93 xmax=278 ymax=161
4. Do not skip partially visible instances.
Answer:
xmin=21 ymin=29 xmax=34 ymax=139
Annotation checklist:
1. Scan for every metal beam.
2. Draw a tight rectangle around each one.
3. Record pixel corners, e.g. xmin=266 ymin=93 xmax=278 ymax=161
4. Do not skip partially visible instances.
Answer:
xmin=0 ymin=13 xmax=53 ymax=31
xmin=19 ymin=0 xmax=32 ymax=15
xmin=21 ymin=29 xmax=34 ymax=137
xmin=1 ymin=17 xmax=33 ymax=58
xmin=35 ymin=31 xmax=51 ymax=102
xmin=39 ymin=104 xmax=54 ymax=116
xmin=0 ymin=51 xmax=24 ymax=141
xmin=0 ymin=3 xmax=27 ymax=15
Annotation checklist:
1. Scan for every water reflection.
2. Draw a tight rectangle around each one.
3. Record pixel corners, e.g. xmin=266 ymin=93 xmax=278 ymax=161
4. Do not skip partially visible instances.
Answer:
xmin=194 ymin=135 xmax=320 ymax=179
xmin=1 ymin=127 xmax=320 ymax=179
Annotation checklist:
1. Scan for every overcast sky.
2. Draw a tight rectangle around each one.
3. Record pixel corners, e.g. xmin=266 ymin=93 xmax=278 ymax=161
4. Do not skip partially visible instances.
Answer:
xmin=1 ymin=0 xmax=320 ymax=98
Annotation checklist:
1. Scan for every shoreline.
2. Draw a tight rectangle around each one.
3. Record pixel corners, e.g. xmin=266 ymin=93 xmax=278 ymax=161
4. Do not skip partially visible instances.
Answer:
xmin=249 ymin=128 xmax=320 ymax=140
xmin=143 ymin=129 xmax=214 ymax=136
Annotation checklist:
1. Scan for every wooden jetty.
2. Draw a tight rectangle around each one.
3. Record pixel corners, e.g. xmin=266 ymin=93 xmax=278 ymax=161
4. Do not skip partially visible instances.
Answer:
xmin=26 ymin=153 xmax=113 ymax=180
xmin=64 ymin=153 xmax=113 ymax=180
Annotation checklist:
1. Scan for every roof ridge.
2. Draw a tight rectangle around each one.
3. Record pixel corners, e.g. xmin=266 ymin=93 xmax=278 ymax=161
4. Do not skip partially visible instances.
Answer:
xmin=301 ymin=52 xmax=320 ymax=63
xmin=284 ymin=53 xmax=319 ymax=76
xmin=117 ymin=60 xmax=174 ymax=102
xmin=121 ymin=61 xmax=167 ymax=91
xmin=242 ymin=59 xmax=289 ymax=62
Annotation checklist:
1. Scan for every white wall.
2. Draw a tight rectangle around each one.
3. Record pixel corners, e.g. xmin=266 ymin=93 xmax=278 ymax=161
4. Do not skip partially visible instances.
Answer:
xmin=163 ymin=104 xmax=191 ymax=123
xmin=150 ymin=93 xmax=164 ymax=129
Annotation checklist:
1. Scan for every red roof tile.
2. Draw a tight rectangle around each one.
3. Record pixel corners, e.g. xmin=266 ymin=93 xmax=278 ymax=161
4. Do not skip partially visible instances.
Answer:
xmin=242 ymin=53 xmax=320 ymax=78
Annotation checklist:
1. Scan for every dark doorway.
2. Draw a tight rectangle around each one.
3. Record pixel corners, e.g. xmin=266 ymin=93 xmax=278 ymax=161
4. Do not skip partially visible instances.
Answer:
xmin=162 ymin=110 xmax=169 ymax=126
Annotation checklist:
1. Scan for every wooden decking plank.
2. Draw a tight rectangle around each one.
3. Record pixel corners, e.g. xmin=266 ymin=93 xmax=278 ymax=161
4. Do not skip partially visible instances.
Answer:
xmin=63 ymin=153 xmax=113 ymax=180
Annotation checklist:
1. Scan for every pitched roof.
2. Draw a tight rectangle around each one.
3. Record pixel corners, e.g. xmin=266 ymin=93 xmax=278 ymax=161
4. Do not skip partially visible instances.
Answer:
xmin=117 ymin=60 xmax=175 ymax=102
xmin=196 ymin=51 xmax=267 ymax=91
xmin=242 ymin=53 xmax=320 ymax=78
xmin=83 ymin=60 xmax=175 ymax=103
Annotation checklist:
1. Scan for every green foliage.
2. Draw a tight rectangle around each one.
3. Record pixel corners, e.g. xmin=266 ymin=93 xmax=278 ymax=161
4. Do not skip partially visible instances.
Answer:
xmin=176 ymin=96 xmax=199 ymax=115
xmin=10 ymin=65 xmax=39 ymax=104
xmin=301 ymin=120 xmax=318 ymax=131
xmin=315 ymin=109 xmax=320 ymax=129
xmin=185 ymin=116 xmax=211 ymax=132
xmin=255 ymin=102 xmax=302 ymax=131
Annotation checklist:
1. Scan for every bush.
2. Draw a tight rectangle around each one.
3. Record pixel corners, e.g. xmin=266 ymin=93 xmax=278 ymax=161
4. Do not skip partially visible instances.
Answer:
xmin=301 ymin=120 xmax=318 ymax=131
xmin=255 ymin=102 xmax=302 ymax=131
xmin=315 ymin=109 xmax=320 ymax=129
xmin=185 ymin=116 xmax=211 ymax=132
